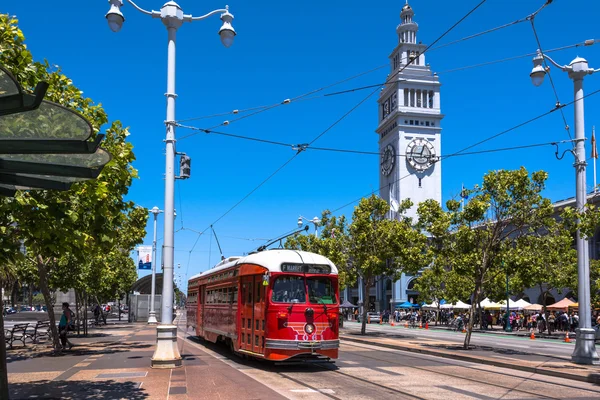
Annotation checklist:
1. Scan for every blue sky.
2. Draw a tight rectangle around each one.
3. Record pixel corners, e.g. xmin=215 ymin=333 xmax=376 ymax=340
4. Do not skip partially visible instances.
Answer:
xmin=4 ymin=0 xmax=600 ymax=291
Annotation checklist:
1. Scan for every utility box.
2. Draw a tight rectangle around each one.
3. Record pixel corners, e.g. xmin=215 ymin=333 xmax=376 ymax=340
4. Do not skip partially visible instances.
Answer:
xmin=129 ymin=294 xmax=162 ymax=322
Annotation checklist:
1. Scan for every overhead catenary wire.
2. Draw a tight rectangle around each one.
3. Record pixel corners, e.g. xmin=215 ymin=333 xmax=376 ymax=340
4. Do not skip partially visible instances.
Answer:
xmin=177 ymin=0 xmax=526 ymax=129
xmin=529 ymin=11 xmax=573 ymax=141
xmin=328 ymin=88 xmax=600 ymax=215
xmin=175 ymin=123 xmax=577 ymax=160
xmin=182 ymin=0 xmax=489 ymax=256
xmin=436 ymin=39 xmax=599 ymax=75
xmin=175 ymin=63 xmax=389 ymax=124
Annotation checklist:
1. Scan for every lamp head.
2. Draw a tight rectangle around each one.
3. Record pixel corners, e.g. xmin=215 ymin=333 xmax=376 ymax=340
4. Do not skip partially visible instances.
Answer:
xmin=106 ymin=0 xmax=125 ymax=32
xmin=219 ymin=9 xmax=236 ymax=48
xmin=530 ymin=52 xmax=546 ymax=87
xmin=150 ymin=206 xmax=163 ymax=215
xmin=297 ymin=216 xmax=303 ymax=228
xmin=311 ymin=217 xmax=321 ymax=225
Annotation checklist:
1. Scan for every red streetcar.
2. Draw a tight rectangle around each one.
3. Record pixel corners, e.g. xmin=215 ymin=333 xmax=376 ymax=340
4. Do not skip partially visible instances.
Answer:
xmin=187 ymin=249 xmax=339 ymax=362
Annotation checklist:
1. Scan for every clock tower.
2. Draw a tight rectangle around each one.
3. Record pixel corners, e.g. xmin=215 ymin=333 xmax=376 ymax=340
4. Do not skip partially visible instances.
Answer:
xmin=377 ymin=1 xmax=442 ymax=221
xmin=376 ymin=1 xmax=443 ymax=309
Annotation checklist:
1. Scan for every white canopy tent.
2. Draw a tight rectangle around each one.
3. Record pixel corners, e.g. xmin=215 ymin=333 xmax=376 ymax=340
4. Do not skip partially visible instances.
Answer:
xmin=484 ymin=302 xmax=504 ymax=310
xmin=479 ymin=298 xmax=493 ymax=308
xmin=453 ymin=300 xmax=472 ymax=310
xmin=422 ymin=301 xmax=440 ymax=310
xmin=500 ymin=299 xmax=533 ymax=310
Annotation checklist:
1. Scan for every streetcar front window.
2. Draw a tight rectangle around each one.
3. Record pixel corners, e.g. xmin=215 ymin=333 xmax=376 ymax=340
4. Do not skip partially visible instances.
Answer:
xmin=308 ymin=277 xmax=336 ymax=304
xmin=271 ymin=276 xmax=306 ymax=303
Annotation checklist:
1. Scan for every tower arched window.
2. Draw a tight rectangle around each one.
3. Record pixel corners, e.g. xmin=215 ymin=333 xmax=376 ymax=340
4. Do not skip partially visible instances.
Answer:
xmin=416 ymin=90 xmax=422 ymax=107
xmin=428 ymin=91 xmax=434 ymax=108
xmin=410 ymin=89 xmax=415 ymax=107
xmin=404 ymin=89 xmax=409 ymax=107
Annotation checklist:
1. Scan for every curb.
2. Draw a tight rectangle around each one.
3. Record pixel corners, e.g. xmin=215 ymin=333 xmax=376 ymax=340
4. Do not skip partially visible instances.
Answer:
xmin=340 ymin=334 xmax=593 ymax=383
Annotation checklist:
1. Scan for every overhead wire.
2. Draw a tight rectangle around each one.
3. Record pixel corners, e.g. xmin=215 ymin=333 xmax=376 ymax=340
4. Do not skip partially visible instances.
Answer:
xmin=181 ymin=0 xmax=489 ymax=256
xmin=328 ymin=87 xmax=600 ymax=215
xmin=176 ymin=1 xmax=549 ymax=131
xmin=436 ymin=39 xmax=598 ymax=75
xmin=176 ymin=0 xmax=564 ymax=130
xmin=244 ymin=0 xmax=489 ymax=252
xmin=175 ymin=63 xmax=389 ymax=125
xmin=529 ymin=3 xmax=573 ymax=141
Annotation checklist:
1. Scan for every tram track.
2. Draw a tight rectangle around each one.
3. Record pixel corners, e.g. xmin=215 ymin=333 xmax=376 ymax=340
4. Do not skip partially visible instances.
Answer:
xmin=176 ymin=322 xmax=423 ymax=399
xmin=340 ymin=340 xmax=599 ymax=399
xmin=176 ymin=317 xmax=598 ymax=399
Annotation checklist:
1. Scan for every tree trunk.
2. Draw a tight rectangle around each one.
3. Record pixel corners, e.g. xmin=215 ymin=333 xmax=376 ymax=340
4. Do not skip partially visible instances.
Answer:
xmin=75 ymin=289 xmax=81 ymax=336
xmin=464 ymin=281 xmax=481 ymax=349
xmin=0 ymin=295 xmax=10 ymax=400
xmin=37 ymin=256 xmax=60 ymax=350
xmin=360 ymin=279 xmax=370 ymax=335
xmin=477 ymin=292 xmax=483 ymax=330
xmin=83 ymin=291 xmax=88 ymax=337
xmin=28 ymin=283 xmax=33 ymax=308
xmin=539 ymin=283 xmax=550 ymax=334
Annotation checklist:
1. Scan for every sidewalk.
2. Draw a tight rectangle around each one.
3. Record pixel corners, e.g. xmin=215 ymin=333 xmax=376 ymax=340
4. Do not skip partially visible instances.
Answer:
xmin=340 ymin=325 xmax=600 ymax=384
xmin=6 ymin=320 xmax=286 ymax=400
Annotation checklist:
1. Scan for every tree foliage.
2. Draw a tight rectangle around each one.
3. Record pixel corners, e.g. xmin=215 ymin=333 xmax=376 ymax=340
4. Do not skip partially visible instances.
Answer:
xmin=417 ymin=168 xmax=575 ymax=348
xmin=0 ymin=14 xmax=147 ymax=352
xmin=286 ymin=195 xmax=430 ymax=335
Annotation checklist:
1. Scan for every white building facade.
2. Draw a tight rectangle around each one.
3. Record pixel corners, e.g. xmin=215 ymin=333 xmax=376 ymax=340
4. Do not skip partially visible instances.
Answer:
xmin=378 ymin=2 xmax=443 ymax=309
xmin=343 ymin=2 xmax=443 ymax=312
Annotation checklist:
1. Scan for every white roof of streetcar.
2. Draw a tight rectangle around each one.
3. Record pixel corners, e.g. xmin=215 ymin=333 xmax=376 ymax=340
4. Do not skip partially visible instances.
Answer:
xmin=189 ymin=249 xmax=338 ymax=280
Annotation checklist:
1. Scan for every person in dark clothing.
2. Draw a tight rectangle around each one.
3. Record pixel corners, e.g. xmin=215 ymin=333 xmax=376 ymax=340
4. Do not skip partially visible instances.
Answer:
xmin=58 ymin=302 xmax=74 ymax=350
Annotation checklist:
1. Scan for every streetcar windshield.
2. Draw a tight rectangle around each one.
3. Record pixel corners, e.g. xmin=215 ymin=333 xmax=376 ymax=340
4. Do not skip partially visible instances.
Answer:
xmin=308 ymin=277 xmax=336 ymax=304
xmin=271 ymin=276 xmax=306 ymax=303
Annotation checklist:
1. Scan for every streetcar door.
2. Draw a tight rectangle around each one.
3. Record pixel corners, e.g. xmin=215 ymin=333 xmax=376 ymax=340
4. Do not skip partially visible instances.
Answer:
xmin=198 ymin=285 xmax=205 ymax=336
xmin=253 ymin=276 xmax=266 ymax=354
xmin=240 ymin=276 xmax=254 ymax=352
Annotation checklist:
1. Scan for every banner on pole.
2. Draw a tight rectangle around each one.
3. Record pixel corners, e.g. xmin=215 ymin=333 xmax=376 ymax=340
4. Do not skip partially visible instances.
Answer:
xmin=138 ymin=245 xmax=152 ymax=270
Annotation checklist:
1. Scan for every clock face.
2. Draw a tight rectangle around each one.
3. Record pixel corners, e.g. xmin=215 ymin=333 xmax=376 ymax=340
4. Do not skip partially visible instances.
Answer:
xmin=406 ymin=138 xmax=435 ymax=171
xmin=381 ymin=144 xmax=395 ymax=176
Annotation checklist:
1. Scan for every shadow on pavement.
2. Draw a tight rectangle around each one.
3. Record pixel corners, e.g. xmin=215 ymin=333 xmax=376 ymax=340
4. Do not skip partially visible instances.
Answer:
xmin=6 ymin=341 xmax=153 ymax=363
xmin=9 ymin=379 xmax=148 ymax=399
xmin=184 ymin=335 xmax=339 ymax=373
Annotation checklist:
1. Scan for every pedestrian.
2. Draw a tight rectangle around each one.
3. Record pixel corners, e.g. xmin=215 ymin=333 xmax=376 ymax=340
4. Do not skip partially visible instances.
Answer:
xmin=58 ymin=302 xmax=74 ymax=350
xmin=93 ymin=304 xmax=101 ymax=325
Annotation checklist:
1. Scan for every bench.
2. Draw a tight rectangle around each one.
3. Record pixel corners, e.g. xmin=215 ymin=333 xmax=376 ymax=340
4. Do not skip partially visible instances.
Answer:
xmin=4 ymin=323 xmax=29 ymax=349
xmin=25 ymin=320 xmax=52 ymax=344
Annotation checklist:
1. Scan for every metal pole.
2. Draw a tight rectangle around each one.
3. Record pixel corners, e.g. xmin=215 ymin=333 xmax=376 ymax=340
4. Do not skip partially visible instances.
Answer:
xmin=571 ymin=75 xmax=599 ymax=364
xmin=148 ymin=209 xmax=159 ymax=324
xmin=505 ymin=265 xmax=511 ymax=332
xmin=593 ymin=126 xmax=597 ymax=193
xmin=151 ymin=17 xmax=182 ymax=368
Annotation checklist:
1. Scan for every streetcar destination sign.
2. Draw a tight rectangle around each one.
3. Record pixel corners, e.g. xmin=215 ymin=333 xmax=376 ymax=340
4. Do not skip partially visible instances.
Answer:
xmin=281 ymin=263 xmax=331 ymax=274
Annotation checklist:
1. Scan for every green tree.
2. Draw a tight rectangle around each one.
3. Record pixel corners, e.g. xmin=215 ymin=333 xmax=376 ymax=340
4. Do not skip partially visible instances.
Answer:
xmin=349 ymin=195 xmax=429 ymax=334
xmin=285 ymin=196 xmax=429 ymax=335
xmin=285 ymin=210 xmax=351 ymax=288
xmin=417 ymin=168 xmax=573 ymax=348
xmin=1 ymin=14 xmax=144 ymax=350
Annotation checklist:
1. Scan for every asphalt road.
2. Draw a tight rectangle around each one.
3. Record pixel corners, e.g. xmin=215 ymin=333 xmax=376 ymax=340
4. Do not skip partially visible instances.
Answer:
xmin=342 ymin=321 xmax=582 ymax=359
xmin=176 ymin=321 xmax=600 ymax=400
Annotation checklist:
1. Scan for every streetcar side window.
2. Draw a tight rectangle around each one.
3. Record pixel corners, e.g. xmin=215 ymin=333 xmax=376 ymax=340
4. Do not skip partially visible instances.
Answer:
xmin=307 ymin=277 xmax=337 ymax=304
xmin=271 ymin=276 xmax=306 ymax=303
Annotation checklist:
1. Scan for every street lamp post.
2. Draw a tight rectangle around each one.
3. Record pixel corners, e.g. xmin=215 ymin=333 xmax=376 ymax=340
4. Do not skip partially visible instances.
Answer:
xmin=297 ymin=215 xmax=321 ymax=237
xmin=105 ymin=0 xmax=236 ymax=369
xmin=530 ymin=50 xmax=600 ymax=365
xmin=504 ymin=263 xmax=511 ymax=333
xmin=148 ymin=207 xmax=163 ymax=325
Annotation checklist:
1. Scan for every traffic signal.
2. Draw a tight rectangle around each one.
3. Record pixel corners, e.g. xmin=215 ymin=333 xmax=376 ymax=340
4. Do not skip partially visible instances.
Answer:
xmin=179 ymin=154 xmax=191 ymax=179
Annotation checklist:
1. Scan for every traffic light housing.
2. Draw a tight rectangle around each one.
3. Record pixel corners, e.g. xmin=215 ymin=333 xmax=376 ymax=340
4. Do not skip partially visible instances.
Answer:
xmin=179 ymin=154 xmax=191 ymax=179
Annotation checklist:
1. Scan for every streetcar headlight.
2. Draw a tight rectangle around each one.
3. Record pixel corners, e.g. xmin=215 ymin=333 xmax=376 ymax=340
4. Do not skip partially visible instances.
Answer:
xmin=304 ymin=323 xmax=315 ymax=334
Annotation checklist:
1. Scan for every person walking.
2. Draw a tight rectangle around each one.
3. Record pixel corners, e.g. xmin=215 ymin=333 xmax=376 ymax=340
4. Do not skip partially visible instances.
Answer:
xmin=58 ymin=302 xmax=74 ymax=350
